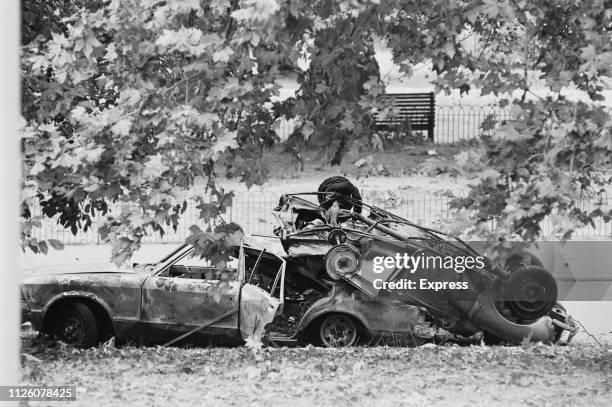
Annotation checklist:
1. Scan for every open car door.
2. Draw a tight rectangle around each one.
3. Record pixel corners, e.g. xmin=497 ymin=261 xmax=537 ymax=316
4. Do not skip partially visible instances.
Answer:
xmin=239 ymin=245 xmax=285 ymax=342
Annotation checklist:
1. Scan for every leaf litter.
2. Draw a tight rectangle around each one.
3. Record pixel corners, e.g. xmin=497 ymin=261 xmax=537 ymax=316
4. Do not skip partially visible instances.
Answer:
xmin=19 ymin=333 xmax=612 ymax=407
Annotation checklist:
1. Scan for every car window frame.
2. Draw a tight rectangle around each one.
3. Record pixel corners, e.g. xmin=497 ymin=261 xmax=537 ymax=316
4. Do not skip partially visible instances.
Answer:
xmin=153 ymin=244 xmax=194 ymax=277
xmin=153 ymin=244 xmax=241 ymax=282
xmin=241 ymin=246 xmax=285 ymax=300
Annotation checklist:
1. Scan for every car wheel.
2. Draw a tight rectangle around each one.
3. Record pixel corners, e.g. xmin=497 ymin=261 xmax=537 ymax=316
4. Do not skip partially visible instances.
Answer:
xmin=317 ymin=176 xmax=362 ymax=213
xmin=504 ymin=266 xmax=558 ymax=321
xmin=505 ymin=253 xmax=543 ymax=273
xmin=54 ymin=302 xmax=98 ymax=347
xmin=319 ymin=314 xmax=358 ymax=347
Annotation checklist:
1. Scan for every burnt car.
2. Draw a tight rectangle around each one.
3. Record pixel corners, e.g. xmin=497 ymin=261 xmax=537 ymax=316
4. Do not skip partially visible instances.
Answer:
xmin=270 ymin=191 xmax=579 ymax=345
xmin=21 ymin=243 xmax=286 ymax=347
xmin=20 ymin=238 xmax=425 ymax=348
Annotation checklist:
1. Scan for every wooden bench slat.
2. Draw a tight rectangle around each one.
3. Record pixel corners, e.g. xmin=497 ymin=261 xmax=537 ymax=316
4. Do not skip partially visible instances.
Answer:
xmin=391 ymin=100 xmax=436 ymax=104
xmin=384 ymin=94 xmax=433 ymax=98
xmin=374 ymin=92 xmax=435 ymax=141
xmin=386 ymin=98 xmax=433 ymax=102
xmin=388 ymin=98 xmax=435 ymax=102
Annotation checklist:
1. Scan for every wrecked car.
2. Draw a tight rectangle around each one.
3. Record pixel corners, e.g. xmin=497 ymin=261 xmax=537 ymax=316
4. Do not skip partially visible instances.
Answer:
xmin=271 ymin=191 xmax=579 ymax=345
xmin=20 ymin=239 xmax=424 ymax=348
xmin=21 ymin=183 xmax=578 ymax=348
xmin=21 ymin=243 xmax=283 ymax=347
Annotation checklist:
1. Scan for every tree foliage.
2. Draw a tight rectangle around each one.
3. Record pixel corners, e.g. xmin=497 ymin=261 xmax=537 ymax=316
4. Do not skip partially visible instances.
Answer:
xmin=20 ymin=0 xmax=612 ymax=263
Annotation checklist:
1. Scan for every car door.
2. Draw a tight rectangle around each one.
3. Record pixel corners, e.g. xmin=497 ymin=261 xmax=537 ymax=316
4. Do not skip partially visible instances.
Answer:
xmin=239 ymin=246 xmax=285 ymax=342
xmin=140 ymin=246 xmax=241 ymax=341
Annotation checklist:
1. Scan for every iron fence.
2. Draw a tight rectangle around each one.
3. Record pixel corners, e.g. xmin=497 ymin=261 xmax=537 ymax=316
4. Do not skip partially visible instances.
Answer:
xmin=273 ymin=105 xmax=518 ymax=144
xmin=27 ymin=190 xmax=611 ymax=245
xmin=434 ymin=105 xmax=516 ymax=144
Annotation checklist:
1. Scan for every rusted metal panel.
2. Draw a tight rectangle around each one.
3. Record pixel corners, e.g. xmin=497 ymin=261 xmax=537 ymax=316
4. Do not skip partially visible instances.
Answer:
xmin=140 ymin=277 xmax=240 ymax=333
xmin=22 ymin=271 xmax=144 ymax=330
xmin=239 ymin=255 xmax=285 ymax=341
xmin=297 ymin=284 xmax=422 ymax=338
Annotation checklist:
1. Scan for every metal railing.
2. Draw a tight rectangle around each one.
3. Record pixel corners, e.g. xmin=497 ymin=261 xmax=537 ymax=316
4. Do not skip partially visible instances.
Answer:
xmin=273 ymin=105 xmax=517 ymax=144
xmin=27 ymin=191 xmax=611 ymax=245
xmin=434 ymin=105 xmax=516 ymax=144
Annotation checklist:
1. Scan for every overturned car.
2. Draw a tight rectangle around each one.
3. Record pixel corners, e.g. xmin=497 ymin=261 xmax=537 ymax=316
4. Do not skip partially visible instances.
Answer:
xmin=21 ymin=180 xmax=578 ymax=348
xmin=270 ymin=190 xmax=578 ymax=346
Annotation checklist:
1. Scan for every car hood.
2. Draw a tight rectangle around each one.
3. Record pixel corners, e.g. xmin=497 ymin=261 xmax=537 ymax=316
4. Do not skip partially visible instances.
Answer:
xmin=21 ymin=262 xmax=141 ymax=279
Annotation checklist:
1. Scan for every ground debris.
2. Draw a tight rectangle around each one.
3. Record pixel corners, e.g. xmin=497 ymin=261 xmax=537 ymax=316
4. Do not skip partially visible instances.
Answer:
xmin=18 ymin=339 xmax=612 ymax=407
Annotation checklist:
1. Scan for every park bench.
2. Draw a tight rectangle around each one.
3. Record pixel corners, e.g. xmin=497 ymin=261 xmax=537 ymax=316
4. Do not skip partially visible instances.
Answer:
xmin=374 ymin=92 xmax=436 ymax=141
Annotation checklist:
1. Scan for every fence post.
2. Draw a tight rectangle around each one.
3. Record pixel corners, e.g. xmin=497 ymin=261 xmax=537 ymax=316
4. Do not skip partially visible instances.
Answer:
xmin=428 ymin=92 xmax=435 ymax=142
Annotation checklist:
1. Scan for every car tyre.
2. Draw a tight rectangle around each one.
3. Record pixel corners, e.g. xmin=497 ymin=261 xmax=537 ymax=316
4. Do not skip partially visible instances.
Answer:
xmin=319 ymin=314 xmax=358 ymax=347
xmin=317 ymin=176 xmax=362 ymax=214
xmin=505 ymin=253 xmax=543 ymax=273
xmin=54 ymin=302 xmax=98 ymax=348
xmin=504 ymin=266 xmax=558 ymax=321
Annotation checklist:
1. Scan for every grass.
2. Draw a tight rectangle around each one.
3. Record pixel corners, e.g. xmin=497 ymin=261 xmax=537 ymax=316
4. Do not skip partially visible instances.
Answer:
xmin=218 ymin=140 xmax=471 ymax=182
xmin=20 ymin=333 xmax=612 ymax=407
